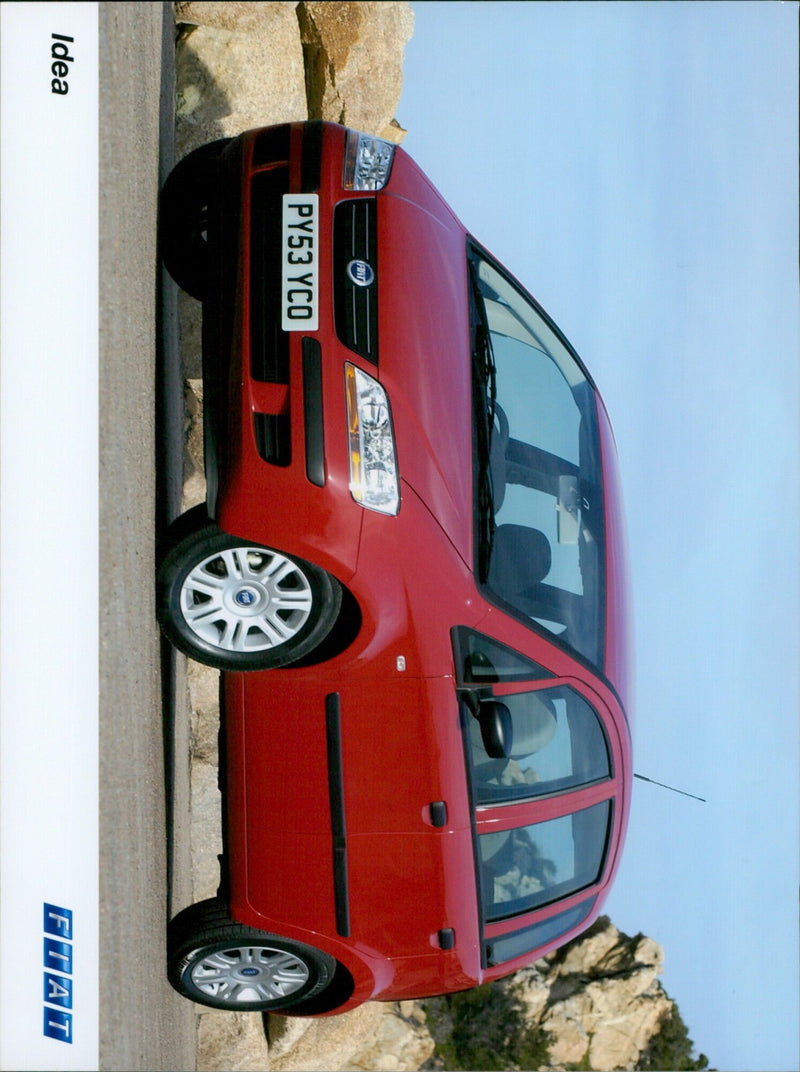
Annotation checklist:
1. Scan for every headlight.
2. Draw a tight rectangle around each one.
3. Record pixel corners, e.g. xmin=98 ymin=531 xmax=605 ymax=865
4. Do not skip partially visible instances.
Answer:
xmin=345 ymin=363 xmax=400 ymax=515
xmin=342 ymin=130 xmax=395 ymax=191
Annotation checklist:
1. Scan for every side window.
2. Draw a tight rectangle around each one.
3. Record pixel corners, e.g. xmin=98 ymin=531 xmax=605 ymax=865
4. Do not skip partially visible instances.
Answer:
xmin=479 ymin=801 xmax=611 ymax=922
xmin=467 ymin=684 xmax=611 ymax=804
xmin=486 ymin=898 xmax=595 ymax=966
xmin=452 ymin=627 xmax=553 ymax=684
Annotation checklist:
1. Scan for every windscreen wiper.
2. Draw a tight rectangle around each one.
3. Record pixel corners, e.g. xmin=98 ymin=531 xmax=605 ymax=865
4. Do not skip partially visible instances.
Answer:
xmin=468 ymin=257 xmax=497 ymax=582
xmin=469 ymin=259 xmax=497 ymax=432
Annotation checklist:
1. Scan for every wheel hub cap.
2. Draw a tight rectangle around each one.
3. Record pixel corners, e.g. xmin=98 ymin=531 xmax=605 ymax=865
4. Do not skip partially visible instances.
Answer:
xmin=190 ymin=944 xmax=310 ymax=1006
xmin=179 ymin=545 xmax=314 ymax=654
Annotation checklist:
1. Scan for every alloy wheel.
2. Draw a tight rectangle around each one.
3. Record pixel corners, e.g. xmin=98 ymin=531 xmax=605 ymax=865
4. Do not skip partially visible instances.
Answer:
xmin=189 ymin=944 xmax=310 ymax=1006
xmin=179 ymin=545 xmax=314 ymax=655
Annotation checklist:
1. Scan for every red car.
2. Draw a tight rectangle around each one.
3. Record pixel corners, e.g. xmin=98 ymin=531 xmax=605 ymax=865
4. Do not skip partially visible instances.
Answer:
xmin=157 ymin=121 xmax=632 ymax=1016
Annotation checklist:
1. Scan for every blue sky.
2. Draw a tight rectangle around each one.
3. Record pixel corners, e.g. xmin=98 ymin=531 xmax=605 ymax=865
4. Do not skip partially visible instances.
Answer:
xmin=398 ymin=3 xmax=799 ymax=1070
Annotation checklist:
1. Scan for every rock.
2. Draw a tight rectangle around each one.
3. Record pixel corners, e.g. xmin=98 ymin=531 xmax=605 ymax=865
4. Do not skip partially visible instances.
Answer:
xmin=174 ymin=4 xmax=307 ymax=158
xmin=174 ymin=0 xmax=413 ymax=161
xmin=176 ymin=1 xmax=296 ymax=34
xmin=543 ymin=974 xmax=670 ymax=1071
xmin=588 ymin=988 xmax=669 ymax=1071
xmin=185 ymin=659 xmax=222 ymax=901
xmin=347 ymin=1002 xmax=435 ymax=1070
xmin=552 ymin=918 xmax=625 ymax=976
xmin=198 ymin=1010 xmax=269 ymax=1072
xmin=511 ymin=962 xmax=551 ymax=1022
xmin=635 ymin=934 xmax=666 ymax=973
xmin=268 ymin=1002 xmax=434 ymax=1071
xmin=297 ymin=2 xmax=413 ymax=141
xmin=186 ymin=658 xmax=219 ymax=763
xmin=513 ymin=918 xmax=673 ymax=1071
xmin=190 ymin=756 xmax=222 ymax=902
xmin=182 ymin=377 xmax=206 ymax=511
xmin=269 ymin=1002 xmax=385 ymax=1071
xmin=266 ymin=1014 xmax=314 ymax=1062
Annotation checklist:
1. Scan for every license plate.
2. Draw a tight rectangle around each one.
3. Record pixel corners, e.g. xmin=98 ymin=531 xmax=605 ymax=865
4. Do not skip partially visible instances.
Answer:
xmin=281 ymin=194 xmax=319 ymax=331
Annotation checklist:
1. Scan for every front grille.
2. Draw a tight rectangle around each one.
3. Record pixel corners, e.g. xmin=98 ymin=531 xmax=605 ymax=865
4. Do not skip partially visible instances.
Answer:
xmin=333 ymin=199 xmax=378 ymax=364
xmin=251 ymin=125 xmax=291 ymax=169
xmin=250 ymin=167 xmax=291 ymax=383
xmin=300 ymin=121 xmax=324 ymax=193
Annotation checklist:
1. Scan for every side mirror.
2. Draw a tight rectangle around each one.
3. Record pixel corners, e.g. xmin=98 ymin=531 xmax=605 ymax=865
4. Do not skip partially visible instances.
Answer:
xmin=478 ymin=700 xmax=513 ymax=759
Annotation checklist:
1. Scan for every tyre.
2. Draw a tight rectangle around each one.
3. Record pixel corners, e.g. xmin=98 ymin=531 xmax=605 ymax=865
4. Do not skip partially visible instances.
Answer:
xmin=168 ymin=899 xmax=335 ymax=1012
xmin=159 ymin=138 xmax=231 ymax=300
xmin=157 ymin=516 xmax=343 ymax=671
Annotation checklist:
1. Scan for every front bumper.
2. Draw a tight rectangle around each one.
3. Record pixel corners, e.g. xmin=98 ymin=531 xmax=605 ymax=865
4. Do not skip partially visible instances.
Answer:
xmin=203 ymin=122 xmax=369 ymax=583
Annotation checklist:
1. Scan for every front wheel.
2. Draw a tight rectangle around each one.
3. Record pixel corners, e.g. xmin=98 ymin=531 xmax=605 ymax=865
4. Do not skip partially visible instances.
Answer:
xmin=168 ymin=900 xmax=335 ymax=1012
xmin=159 ymin=138 xmax=231 ymax=300
xmin=157 ymin=516 xmax=342 ymax=671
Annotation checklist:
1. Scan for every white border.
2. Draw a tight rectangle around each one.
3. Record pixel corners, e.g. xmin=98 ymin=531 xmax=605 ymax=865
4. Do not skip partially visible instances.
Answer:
xmin=0 ymin=4 xmax=99 ymax=1068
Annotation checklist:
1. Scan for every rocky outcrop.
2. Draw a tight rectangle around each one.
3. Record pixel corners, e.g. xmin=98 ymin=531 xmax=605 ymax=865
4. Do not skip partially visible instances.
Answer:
xmin=297 ymin=2 xmax=413 ymax=142
xmin=269 ymin=1001 xmax=434 ymax=1071
xmin=512 ymin=918 xmax=673 ymax=1071
xmin=193 ymin=996 xmax=434 ymax=1072
xmin=173 ymin=1 xmax=411 ymax=158
xmin=173 ymin=2 xmax=307 ymax=157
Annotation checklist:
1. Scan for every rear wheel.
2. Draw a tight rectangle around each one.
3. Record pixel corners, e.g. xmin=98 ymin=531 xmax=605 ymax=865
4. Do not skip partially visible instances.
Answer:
xmin=159 ymin=138 xmax=231 ymax=299
xmin=157 ymin=515 xmax=342 ymax=671
xmin=168 ymin=900 xmax=335 ymax=1012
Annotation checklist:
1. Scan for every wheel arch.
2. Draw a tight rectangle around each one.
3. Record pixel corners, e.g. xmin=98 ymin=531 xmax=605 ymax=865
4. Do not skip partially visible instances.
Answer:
xmin=156 ymin=512 xmax=344 ymax=671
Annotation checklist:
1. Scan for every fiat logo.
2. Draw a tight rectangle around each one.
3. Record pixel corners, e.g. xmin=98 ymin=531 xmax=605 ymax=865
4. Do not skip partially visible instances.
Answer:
xmin=346 ymin=259 xmax=375 ymax=287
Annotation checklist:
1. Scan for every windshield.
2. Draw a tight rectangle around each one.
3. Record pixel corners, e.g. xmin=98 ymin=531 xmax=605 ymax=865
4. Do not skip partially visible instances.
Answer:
xmin=469 ymin=246 xmax=605 ymax=669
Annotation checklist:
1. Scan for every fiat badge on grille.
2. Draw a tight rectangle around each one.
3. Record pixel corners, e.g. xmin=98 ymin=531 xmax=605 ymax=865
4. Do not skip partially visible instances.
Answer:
xmin=347 ymin=259 xmax=375 ymax=287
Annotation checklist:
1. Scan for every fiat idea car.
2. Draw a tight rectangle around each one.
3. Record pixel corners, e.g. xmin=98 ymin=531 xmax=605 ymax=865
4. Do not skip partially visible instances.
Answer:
xmin=157 ymin=121 xmax=632 ymax=1016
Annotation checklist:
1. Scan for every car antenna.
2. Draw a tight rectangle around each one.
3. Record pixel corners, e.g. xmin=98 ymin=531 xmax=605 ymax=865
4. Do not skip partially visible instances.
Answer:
xmin=634 ymin=773 xmax=706 ymax=803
